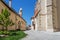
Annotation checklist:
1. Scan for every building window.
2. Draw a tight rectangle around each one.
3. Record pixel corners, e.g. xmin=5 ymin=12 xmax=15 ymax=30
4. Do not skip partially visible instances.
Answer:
xmin=32 ymin=21 xmax=34 ymax=25
xmin=1 ymin=9 xmax=3 ymax=13
xmin=15 ymin=16 xmax=17 ymax=20
xmin=18 ymin=21 xmax=21 ymax=25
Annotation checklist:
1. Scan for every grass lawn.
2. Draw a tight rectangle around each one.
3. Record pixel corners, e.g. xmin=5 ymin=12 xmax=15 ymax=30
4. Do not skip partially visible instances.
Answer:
xmin=0 ymin=31 xmax=27 ymax=40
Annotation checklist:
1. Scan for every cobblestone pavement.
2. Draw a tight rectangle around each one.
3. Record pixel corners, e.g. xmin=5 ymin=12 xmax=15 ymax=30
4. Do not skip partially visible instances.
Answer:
xmin=21 ymin=30 xmax=60 ymax=40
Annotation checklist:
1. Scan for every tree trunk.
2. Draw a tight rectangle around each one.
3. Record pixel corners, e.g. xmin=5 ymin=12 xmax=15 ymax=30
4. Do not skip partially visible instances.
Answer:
xmin=2 ymin=26 xmax=4 ymax=31
xmin=5 ymin=27 xmax=8 ymax=35
xmin=6 ymin=27 xmax=7 ymax=31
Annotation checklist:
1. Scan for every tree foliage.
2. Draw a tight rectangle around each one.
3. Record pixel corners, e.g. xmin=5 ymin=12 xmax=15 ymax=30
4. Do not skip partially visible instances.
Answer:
xmin=0 ymin=9 xmax=14 ymax=31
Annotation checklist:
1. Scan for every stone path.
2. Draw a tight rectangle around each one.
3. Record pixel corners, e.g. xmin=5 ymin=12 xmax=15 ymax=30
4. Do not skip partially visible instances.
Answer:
xmin=21 ymin=30 xmax=60 ymax=40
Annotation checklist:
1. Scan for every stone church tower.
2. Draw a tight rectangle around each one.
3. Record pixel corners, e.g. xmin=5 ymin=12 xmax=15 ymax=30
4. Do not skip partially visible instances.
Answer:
xmin=31 ymin=0 xmax=60 ymax=32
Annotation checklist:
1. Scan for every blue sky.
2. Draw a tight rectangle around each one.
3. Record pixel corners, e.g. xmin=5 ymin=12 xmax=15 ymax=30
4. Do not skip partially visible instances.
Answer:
xmin=4 ymin=0 xmax=36 ymax=25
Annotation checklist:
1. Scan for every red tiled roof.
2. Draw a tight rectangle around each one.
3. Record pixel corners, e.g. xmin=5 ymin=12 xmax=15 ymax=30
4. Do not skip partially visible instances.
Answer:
xmin=34 ymin=9 xmax=39 ymax=17
xmin=31 ymin=9 xmax=40 ymax=19
xmin=31 ymin=1 xmax=40 ymax=19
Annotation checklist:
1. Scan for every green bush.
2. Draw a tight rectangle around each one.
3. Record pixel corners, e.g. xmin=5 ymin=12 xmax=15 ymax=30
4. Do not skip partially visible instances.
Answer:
xmin=9 ymin=32 xmax=17 ymax=36
xmin=2 ymin=31 xmax=10 ymax=35
xmin=0 ymin=31 xmax=3 ymax=35
xmin=0 ymin=31 xmax=27 ymax=40
xmin=9 ymin=30 xmax=16 ymax=32
xmin=0 ymin=30 xmax=18 ymax=36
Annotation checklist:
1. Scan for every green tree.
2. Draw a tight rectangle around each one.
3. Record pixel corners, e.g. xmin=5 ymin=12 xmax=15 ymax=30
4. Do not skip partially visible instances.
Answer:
xmin=0 ymin=9 xmax=14 ymax=31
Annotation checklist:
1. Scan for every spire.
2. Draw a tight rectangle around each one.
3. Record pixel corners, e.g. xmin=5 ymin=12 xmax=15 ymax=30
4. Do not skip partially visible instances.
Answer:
xmin=9 ymin=0 xmax=12 ymax=7
xmin=19 ymin=8 xmax=22 ymax=17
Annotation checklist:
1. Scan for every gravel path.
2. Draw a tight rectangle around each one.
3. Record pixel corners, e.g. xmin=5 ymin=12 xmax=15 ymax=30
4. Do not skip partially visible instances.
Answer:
xmin=21 ymin=30 xmax=60 ymax=40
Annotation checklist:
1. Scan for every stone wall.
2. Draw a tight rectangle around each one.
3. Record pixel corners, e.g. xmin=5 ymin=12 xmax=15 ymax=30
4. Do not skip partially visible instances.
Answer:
xmin=0 ymin=1 xmax=26 ymax=30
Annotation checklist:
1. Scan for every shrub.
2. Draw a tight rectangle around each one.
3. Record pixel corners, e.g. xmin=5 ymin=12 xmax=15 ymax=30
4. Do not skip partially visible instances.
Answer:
xmin=0 ymin=31 xmax=3 ymax=35
xmin=2 ymin=31 xmax=10 ymax=35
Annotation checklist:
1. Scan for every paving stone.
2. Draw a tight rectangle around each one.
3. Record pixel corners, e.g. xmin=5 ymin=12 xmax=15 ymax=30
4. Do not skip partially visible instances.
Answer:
xmin=21 ymin=30 xmax=60 ymax=40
